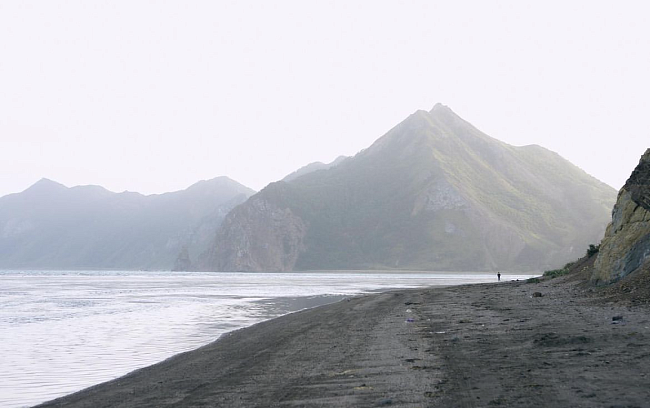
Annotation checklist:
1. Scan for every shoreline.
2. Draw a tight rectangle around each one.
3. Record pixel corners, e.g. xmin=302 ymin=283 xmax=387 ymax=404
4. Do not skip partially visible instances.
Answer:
xmin=4 ymin=271 xmax=533 ymax=408
xmin=37 ymin=277 xmax=650 ymax=407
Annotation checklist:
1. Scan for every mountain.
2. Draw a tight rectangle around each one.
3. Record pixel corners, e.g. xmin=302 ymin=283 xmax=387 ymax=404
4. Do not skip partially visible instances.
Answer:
xmin=0 ymin=177 xmax=254 ymax=270
xmin=283 ymin=156 xmax=348 ymax=182
xmin=199 ymin=104 xmax=617 ymax=272
xmin=593 ymin=149 xmax=650 ymax=284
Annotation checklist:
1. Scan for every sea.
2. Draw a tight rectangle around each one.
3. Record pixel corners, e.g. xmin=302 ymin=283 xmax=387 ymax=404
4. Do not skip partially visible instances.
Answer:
xmin=0 ymin=270 xmax=536 ymax=408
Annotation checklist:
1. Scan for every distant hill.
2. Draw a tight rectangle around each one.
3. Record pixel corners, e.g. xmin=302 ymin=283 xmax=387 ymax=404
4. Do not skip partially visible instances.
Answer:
xmin=200 ymin=104 xmax=616 ymax=272
xmin=0 ymin=177 xmax=254 ymax=270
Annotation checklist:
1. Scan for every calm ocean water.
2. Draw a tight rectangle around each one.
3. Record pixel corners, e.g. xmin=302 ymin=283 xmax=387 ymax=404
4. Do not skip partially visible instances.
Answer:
xmin=0 ymin=270 xmax=536 ymax=407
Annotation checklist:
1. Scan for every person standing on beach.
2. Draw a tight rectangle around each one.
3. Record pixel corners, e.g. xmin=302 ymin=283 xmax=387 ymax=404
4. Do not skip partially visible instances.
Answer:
xmin=497 ymin=272 xmax=501 ymax=281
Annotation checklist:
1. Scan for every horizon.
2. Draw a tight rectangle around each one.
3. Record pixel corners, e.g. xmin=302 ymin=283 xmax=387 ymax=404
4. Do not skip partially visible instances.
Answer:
xmin=1 ymin=1 xmax=648 ymax=197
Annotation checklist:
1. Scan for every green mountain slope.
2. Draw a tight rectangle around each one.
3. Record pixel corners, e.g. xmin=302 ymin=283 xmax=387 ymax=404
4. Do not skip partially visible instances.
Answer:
xmin=201 ymin=104 xmax=616 ymax=272
xmin=0 ymin=177 xmax=254 ymax=270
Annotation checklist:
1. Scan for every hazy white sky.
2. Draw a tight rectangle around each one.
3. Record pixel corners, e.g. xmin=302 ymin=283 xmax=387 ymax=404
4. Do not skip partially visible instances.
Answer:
xmin=1 ymin=1 xmax=648 ymax=197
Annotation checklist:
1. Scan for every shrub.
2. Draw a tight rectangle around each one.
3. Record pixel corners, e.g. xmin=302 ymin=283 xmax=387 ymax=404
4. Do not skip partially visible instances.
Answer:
xmin=587 ymin=244 xmax=600 ymax=258
xmin=543 ymin=268 xmax=570 ymax=279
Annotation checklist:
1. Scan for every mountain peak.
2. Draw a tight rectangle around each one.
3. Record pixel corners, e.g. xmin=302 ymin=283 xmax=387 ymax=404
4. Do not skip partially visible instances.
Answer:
xmin=183 ymin=177 xmax=255 ymax=196
xmin=430 ymin=102 xmax=448 ymax=111
xmin=429 ymin=103 xmax=466 ymax=125
xmin=35 ymin=177 xmax=62 ymax=186
xmin=24 ymin=178 xmax=67 ymax=194
xmin=430 ymin=102 xmax=456 ymax=115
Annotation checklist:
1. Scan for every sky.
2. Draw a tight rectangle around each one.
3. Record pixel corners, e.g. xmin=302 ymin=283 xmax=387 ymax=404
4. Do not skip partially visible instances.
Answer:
xmin=1 ymin=1 xmax=648 ymax=197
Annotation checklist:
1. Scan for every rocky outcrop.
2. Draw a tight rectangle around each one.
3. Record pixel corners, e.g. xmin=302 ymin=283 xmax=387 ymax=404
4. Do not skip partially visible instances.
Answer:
xmin=173 ymin=246 xmax=193 ymax=271
xmin=593 ymin=149 xmax=650 ymax=284
xmin=200 ymin=190 xmax=307 ymax=272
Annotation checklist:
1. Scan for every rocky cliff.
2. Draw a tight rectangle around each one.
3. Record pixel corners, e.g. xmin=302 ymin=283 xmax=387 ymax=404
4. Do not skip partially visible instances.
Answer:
xmin=593 ymin=149 xmax=650 ymax=284
xmin=200 ymin=187 xmax=307 ymax=271
xmin=200 ymin=104 xmax=617 ymax=272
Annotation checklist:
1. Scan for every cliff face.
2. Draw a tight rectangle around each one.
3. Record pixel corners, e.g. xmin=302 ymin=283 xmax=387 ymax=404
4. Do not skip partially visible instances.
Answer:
xmin=201 ymin=187 xmax=306 ymax=271
xmin=593 ymin=149 xmax=650 ymax=284
xmin=200 ymin=104 xmax=616 ymax=272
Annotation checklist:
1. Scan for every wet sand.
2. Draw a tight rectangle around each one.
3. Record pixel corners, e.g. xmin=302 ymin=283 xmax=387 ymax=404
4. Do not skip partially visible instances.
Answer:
xmin=38 ymin=276 xmax=650 ymax=407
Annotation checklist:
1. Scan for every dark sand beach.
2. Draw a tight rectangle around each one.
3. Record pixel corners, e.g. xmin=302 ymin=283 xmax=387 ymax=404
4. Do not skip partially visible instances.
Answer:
xmin=38 ymin=274 xmax=650 ymax=408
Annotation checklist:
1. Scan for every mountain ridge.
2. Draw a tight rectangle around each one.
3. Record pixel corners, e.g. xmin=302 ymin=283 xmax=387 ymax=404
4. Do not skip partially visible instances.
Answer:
xmin=283 ymin=156 xmax=348 ymax=183
xmin=200 ymin=105 xmax=616 ymax=272
xmin=0 ymin=177 xmax=255 ymax=270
